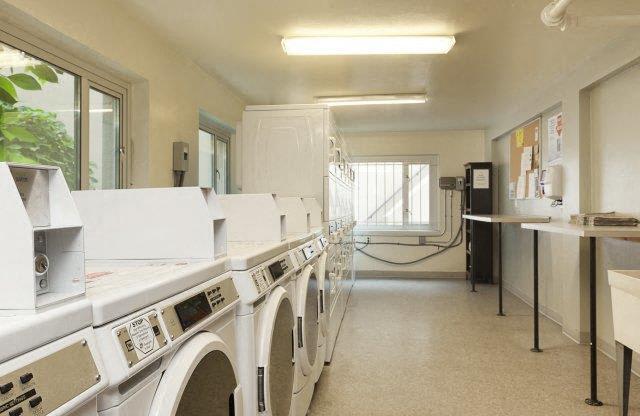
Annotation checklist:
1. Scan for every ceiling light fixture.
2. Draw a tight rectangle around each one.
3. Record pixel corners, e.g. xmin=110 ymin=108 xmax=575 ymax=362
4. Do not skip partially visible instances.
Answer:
xmin=282 ymin=36 xmax=455 ymax=55
xmin=316 ymin=94 xmax=428 ymax=107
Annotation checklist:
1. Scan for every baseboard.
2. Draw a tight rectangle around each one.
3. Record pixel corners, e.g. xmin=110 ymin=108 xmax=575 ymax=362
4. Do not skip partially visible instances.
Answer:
xmin=502 ymin=281 xmax=563 ymax=327
xmin=356 ymin=270 xmax=466 ymax=279
xmin=504 ymin=283 xmax=640 ymax=377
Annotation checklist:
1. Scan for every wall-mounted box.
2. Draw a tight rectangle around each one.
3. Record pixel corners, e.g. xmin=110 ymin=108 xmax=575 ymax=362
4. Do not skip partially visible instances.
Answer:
xmin=217 ymin=194 xmax=286 ymax=242
xmin=0 ymin=163 xmax=85 ymax=311
xmin=72 ymin=187 xmax=226 ymax=261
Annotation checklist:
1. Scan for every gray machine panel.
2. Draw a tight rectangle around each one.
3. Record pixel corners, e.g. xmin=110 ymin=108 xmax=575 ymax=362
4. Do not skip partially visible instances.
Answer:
xmin=115 ymin=313 xmax=167 ymax=368
xmin=0 ymin=341 xmax=100 ymax=416
xmin=161 ymin=278 xmax=239 ymax=342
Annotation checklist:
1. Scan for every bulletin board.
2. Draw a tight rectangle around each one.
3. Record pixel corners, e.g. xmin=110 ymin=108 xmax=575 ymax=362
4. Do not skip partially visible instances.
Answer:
xmin=509 ymin=118 xmax=542 ymax=200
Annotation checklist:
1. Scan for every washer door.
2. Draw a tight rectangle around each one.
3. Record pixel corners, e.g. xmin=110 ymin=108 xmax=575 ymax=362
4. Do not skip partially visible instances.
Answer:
xmin=295 ymin=264 xmax=320 ymax=377
xmin=149 ymin=332 xmax=242 ymax=416
xmin=316 ymin=251 xmax=328 ymax=337
xmin=256 ymin=286 xmax=295 ymax=416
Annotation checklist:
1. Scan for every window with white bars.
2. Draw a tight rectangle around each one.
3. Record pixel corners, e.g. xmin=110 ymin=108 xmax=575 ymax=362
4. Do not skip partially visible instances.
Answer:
xmin=353 ymin=156 xmax=438 ymax=231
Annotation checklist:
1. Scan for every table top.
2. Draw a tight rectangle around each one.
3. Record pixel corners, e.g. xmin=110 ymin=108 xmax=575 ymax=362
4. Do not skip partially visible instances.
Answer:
xmin=521 ymin=221 xmax=640 ymax=237
xmin=463 ymin=214 xmax=551 ymax=224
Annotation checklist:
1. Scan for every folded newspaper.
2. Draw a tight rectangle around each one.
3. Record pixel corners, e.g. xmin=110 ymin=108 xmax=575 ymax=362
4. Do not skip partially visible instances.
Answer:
xmin=570 ymin=212 xmax=639 ymax=227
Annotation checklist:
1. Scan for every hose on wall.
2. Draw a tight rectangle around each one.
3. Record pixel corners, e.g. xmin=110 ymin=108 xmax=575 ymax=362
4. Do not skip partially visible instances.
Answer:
xmin=353 ymin=189 xmax=465 ymax=265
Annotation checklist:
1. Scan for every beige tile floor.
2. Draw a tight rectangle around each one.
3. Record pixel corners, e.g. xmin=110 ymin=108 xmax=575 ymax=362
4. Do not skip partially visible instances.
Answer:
xmin=308 ymin=278 xmax=639 ymax=416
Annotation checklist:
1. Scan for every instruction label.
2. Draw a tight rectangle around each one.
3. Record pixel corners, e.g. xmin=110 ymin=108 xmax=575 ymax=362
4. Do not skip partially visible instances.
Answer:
xmin=128 ymin=316 xmax=160 ymax=360
xmin=473 ymin=169 xmax=490 ymax=189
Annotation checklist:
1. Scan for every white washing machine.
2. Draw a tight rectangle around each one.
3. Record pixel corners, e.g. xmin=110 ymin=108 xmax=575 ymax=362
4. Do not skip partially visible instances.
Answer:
xmin=84 ymin=259 xmax=242 ymax=416
xmin=0 ymin=299 xmax=108 ymax=416
xmin=288 ymin=234 xmax=328 ymax=416
xmin=228 ymin=241 xmax=298 ymax=416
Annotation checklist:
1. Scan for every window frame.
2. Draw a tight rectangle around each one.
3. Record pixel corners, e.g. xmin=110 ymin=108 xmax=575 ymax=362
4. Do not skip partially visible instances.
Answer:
xmin=0 ymin=22 xmax=129 ymax=190
xmin=353 ymin=155 xmax=440 ymax=236
xmin=198 ymin=122 xmax=230 ymax=194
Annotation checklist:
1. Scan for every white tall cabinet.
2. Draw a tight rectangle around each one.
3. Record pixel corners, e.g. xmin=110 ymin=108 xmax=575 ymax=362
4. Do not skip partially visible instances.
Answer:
xmin=241 ymin=104 xmax=355 ymax=362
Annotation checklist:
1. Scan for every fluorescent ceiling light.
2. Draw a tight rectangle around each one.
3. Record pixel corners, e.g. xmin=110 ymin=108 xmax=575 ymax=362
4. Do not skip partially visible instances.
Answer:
xmin=316 ymin=94 xmax=428 ymax=107
xmin=282 ymin=36 xmax=455 ymax=55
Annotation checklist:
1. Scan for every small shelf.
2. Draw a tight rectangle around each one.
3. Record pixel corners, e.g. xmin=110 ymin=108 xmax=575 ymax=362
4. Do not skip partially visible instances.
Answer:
xmin=464 ymin=162 xmax=493 ymax=285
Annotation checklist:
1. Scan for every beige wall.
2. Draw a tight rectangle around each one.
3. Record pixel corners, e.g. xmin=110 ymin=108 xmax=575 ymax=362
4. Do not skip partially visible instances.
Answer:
xmin=491 ymin=108 xmax=566 ymax=323
xmin=486 ymin=30 xmax=640 ymax=366
xmin=589 ymin=63 xmax=640 ymax=362
xmin=0 ymin=0 xmax=246 ymax=188
xmin=345 ymin=130 xmax=485 ymax=276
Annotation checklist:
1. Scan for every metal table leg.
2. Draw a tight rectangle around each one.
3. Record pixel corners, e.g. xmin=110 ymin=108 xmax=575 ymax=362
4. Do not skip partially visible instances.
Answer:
xmin=531 ymin=230 xmax=542 ymax=353
xmin=471 ymin=223 xmax=477 ymax=293
xmin=497 ymin=222 xmax=505 ymax=316
xmin=616 ymin=342 xmax=632 ymax=416
xmin=585 ymin=236 xmax=603 ymax=406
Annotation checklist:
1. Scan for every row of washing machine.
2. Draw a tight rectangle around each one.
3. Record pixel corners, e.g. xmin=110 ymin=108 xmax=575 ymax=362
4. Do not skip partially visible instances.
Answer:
xmin=0 ymin=163 xmax=355 ymax=416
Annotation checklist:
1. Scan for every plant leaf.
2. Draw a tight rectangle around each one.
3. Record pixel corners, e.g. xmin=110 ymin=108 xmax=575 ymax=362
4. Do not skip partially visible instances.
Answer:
xmin=8 ymin=73 xmax=41 ymax=91
xmin=0 ymin=111 xmax=20 ymax=124
xmin=0 ymin=143 xmax=5 ymax=161
xmin=30 ymin=64 xmax=58 ymax=83
xmin=0 ymin=76 xmax=18 ymax=104
xmin=0 ymin=125 xmax=38 ymax=143
xmin=5 ymin=151 xmax=36 ymax=164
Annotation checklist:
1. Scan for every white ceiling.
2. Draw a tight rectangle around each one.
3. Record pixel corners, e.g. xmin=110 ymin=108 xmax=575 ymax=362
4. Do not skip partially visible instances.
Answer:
xmin=118 ymin=0 xmax=638 ymax=132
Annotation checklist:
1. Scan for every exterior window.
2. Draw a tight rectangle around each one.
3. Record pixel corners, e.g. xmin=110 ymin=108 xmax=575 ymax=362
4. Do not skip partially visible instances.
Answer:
xmin=198 ymin=127 xmax=229 ymax=194
xmin=199 ymin=129 xmax=214 ymax=188
xmin=0 ymin=34 xmax=127 ymax=189
xmin=353 ymin=156 xmax=438 ymax=231
xmin=89 ymin=87 xmax=121 ymax=189
xmin=0 ymin=41 xmax=80 ymax=188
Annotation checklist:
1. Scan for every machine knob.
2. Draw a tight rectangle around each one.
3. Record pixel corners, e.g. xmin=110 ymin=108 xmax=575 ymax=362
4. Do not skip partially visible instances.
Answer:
xmin=9 ymin=408 xmax=23 ymax=416
xmin=20 ymin=373 xmax=33 ymax=384
xmin=29 ymin=396 xmax=42 ymax=408
xmin=0 ymin=382 xmax=13 ymax=394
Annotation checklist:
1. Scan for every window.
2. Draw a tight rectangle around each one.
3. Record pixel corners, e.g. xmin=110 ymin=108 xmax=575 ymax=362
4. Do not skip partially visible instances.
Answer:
xmin=89 ymin=87 xmax=121 ymax=189
xmin=353 ymin=156 xmax=438 ymax=232
xmin=198 ymin=126 xmax=229 ymax=194
xmin=0 ymin=29 xmax=127 ymax=190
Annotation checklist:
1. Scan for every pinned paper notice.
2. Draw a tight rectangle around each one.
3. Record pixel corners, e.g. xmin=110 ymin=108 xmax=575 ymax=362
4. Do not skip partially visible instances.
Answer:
xmin=527 ymin=172 xmax=537 ymax=199
xmin=534 ymin=126 xmax=539 ymax=142
xmin=516 ymin=175 xmax=526 ymax=199
xmin=516 ymin=129 xmax=525 ymax=147
xmin=509 ymin=182 xmax=516 ymax=200
xmin=521 ymin=146 xmax=532 ymax=174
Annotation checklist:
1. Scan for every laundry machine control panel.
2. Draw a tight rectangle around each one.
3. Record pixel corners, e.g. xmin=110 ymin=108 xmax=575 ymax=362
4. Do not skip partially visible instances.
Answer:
xmin=267 ymin=256 xmax=291 ymax=282
xmin=295 ymin=243 xmax=318 ymax=267
xmin=160 ymin=277 xmax=239 ymax=342
xmin=114 ymin=312 xmax=167 ymax=368
xmin=250 ymin=267 xmax=271 ymax=293
xmin=0 ymin=338 xmax=101 ymax=416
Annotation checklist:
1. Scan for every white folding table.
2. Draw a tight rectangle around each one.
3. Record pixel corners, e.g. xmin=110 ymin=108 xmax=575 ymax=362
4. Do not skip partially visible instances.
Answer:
xmin=463 ymin=214 xmax=550 ymax=315
xmin=521 ymin=222 xmax=640 ymax=407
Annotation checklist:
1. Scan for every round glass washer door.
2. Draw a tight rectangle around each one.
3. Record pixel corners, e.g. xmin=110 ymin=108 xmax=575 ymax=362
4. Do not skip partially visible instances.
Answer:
xmin=256 ymin=286 xmax=295 ymax=416
xmin=296 ymin=264 xmax=320 ymax=375
xmin=149 ymin=332 xmax=242 ymax=416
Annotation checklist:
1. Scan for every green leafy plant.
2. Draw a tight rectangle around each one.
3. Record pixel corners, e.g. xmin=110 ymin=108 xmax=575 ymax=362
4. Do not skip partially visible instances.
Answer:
xmin=0 ymin=59 xmax=79 ymax=188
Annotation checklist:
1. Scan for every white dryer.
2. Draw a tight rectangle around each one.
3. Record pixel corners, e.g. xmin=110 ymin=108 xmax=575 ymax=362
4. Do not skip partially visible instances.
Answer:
xmin=0 ymin=300 xmax=108 ymax=416
xmin=228 ymin=241 xmax=298 ymax=416
xmin=84 ymin=260 xmax=242 ymax=416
